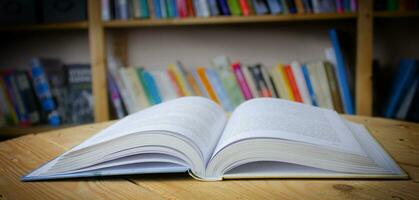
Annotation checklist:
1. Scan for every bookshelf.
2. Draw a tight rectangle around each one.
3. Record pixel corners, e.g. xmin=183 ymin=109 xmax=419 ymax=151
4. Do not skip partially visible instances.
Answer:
xmin=1 ymin=0 xmax=418 ymax=136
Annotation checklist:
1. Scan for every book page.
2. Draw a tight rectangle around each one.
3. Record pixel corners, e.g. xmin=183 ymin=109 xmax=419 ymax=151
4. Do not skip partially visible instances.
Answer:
xmin=70 ymin=97 xmax=227 ymax=163
xmin=213 ymin=98 xmax=366 ymax=157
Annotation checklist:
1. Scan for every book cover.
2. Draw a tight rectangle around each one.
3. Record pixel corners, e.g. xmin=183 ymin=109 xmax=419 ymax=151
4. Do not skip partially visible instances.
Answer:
xmin=206 ymin=68 xmax=234 ymax=111
xmin=218 ymin=0 xmax=231 ymax=15
xmin=66 ymin=64 xmax=94 ymax=124
xmin=329 ymin=29 xmax=355 ymax=114
xmin=301 ymin=64 xmax=318 ymax=106
xmin=283 ymin=65 xmax=302 ymax=103
xmin=208 ymin=0 xmax=220 ymax=15
xmin=15 ymin=71 xmax=41 ymax=124
xmin=227 ymin=0 xmax=242 ymax=15
xmin=141 ymin=69 xmax=163 ymax=105
xmin=252 ymin=0 xmax=269 ymax=15
xmin=212 ymin=56 xmax=244 ymax=107
xmin=384 ymin=59 xmax=418 ymax=118
xmin=231 ymin=63 xmax=253 ymax=100
xmin=290 ymin=62 xmax=312 ymax=105
xmin=107 ymin=72 xmax=127 ymax=119
xmin=324 ymin=62 xmax=344 ymax=113
xmin=177 ymin=0 xmax=189 ymax=17
xmin=196 ymin=67 xmax=220 ymax=104
xmin=0 ymin=78 xmax=18 ymax=125
xmin=266 ymin=0 xmax=282 ymax=14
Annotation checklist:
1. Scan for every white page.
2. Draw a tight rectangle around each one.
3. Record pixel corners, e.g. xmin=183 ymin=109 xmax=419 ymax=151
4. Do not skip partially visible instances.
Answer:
xmin=214 ymin=98 xmax=366 ymax=157
xmin=69 ymin=97 xmax=227 ymax=163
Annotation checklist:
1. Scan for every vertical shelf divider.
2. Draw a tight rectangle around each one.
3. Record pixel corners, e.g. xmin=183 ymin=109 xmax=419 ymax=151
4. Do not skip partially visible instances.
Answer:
xmin=88 ymin=0 xmax=110 ymax=122
xmin=355 ymin=0 xmax=373 ymax=116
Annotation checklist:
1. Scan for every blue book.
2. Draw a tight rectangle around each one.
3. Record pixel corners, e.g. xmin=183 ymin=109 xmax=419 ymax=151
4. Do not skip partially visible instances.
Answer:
xmin=384 ymin=59 xmax=418 ymax=118
xmin=266 ymin=0 xmax=282 ymax=14
xmin=252 ymin=0 xmax=269 ymax=15
xmin=206 ymin=68 xmax=234 ymax=111
xmin=166 ymin=0 xmax=177 ymax=18
xmin=328 ymin=29 xmax=354 ymax=114
xmin=115 ymin=0 xmax=130 ymax=20
xmin=2 ymin=72 xmax=30 ymax=125
xmin=285 ymin=0 xmax=297 ymax=13
xmin=301 ymin=65 xmax=318 ymax=106
xmin=153 ymin=0 xmax=162 ymax=18
xmin=142 ymin=70 xmax=163 ymax=104
xmin=217 ymin=0 xmax=231 ymax=15
xmin=160 ymin=0 xmax=168 ymax=18
xmin=139 ymin=0 xmax=150 ymax=18
xmin=208 ymin=0 xmax=220 ymax=16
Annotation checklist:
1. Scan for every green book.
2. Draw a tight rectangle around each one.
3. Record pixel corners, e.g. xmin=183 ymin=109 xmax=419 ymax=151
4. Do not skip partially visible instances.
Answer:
xmin=387 ymin=0 xmax=398 ymax=11
xmin=136 ymin=68 xmax=153 ymax=105
xmin=227 ymin=0 xmax=242 ymax=16
xmin=139 ymin=0 xmax=150 ymax=18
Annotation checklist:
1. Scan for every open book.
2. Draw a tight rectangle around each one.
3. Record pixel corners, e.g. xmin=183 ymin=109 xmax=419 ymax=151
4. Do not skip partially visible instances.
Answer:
xmin=22 ymin=97 xmax=407 ymax=181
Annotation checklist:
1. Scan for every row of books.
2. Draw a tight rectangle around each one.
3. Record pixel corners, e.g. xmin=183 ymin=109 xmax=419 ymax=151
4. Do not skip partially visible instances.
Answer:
xmin=374 ymin=0 xmax=419 ymax=11
xmin=107 ymin=56 xmax=353 ymax=120
xmin=0 ymin=58 xmax=93 ymax=128
xmin=374 ymin=59 xmax=418 ymax=122
xmin=102 ymin=0 xmax=358 ymax=20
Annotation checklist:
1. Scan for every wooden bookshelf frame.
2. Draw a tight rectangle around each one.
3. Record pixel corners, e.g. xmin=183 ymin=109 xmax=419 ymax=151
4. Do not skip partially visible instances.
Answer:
xmin=2 ymin=0 xmax=419 ymax=136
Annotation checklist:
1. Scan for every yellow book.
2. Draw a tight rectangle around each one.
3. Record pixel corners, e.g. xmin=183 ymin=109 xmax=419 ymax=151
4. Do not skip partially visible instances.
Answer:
xmin=125 ymin=67 xmax=150 ymax=108
xmin=168 ymin=64 xmax=193 ymax=96
xmin=277 ymin=64 xmax=295 ymax=101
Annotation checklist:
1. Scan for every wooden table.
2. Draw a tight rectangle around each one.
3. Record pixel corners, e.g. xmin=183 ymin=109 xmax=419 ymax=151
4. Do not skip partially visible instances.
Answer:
xmin=0 ymin=116 xmax=418 ymax=199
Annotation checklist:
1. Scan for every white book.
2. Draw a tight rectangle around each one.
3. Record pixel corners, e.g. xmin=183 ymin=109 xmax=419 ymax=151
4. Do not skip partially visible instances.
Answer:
xmin=23 ymin=97 xmax=407 ymax=181
xmin=118 ymin=68 xmax=143 ymax=113
xmin=149 ymin=70 xmax=178 ymax=101
xmin=108 ymin=60 xmax=137 ymax=114
xmin=306 ymin=62 xmax=335 ymax=110
xmin=290 ymin=61 xmax=312 ymax=105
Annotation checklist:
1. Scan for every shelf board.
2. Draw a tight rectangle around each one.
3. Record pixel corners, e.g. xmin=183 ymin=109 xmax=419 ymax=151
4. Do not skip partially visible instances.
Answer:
xmin=374 ymin=11 xmax=419 ymax=18
xmin=0 ymin=124 xmax=73 ymax=139
xmin=0 ymin=21 xmax=88 ymax=32
xmin=103 ymin=13 xmax=357 ymax=28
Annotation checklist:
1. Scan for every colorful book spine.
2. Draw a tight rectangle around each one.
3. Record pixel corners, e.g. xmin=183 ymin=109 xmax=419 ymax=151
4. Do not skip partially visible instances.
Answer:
xmin=160 ymin=0 xmax=168 ymax=18
xmin=118 ymin=67 xmax=142 ymax=112
xmin=336 ymin=0 xmax=344 ymax=13
xmin=136 ymin=68 xmax=154 ymax=104
xmin=141 ymin=69 xmax=163 ymax=104
xmin=306 ymin=62 xmax=334 ymax=110
xmin=29 ymin=59 xmax=61 ymax=126
xmin=166 ymin=0 xmax=177 ymax=18
xmin=218 ymin=0 xmax=231 ymax=15
xmin=277 ymin=64 xmax=295 ymax=101
xmin=150 ymin=70 xmax=179 ymax=101
xmin=248 ymin=65 xmax=272 ymax=97
xmin=196 ymin=67 xmax=220 ymax=104
xmin=15 ymin=71 xmax=41 ymax=124
xmin=350 ymin=0 xmax=357 ymax=12
xmin=177 ymin=0 xmax=189 ymax=17
xmin=107 ymin=73 xmax=126 ymax=119
xmin=2 ymin=72 xmax=30 ymax=126
xmin=186 ymin=71 xmax=203 ymax=96
xmin=168 ymin=64 xmax=193 ymax=96
xmin=242 ymin=65 xmax=259 ymax=98
xmin=238 ymin=0 xmax=251 ymax=15
xmin=290 ymin=62 xmax=312 ymax=105
xmin=227 ymin=0 xmax=242 ymax=15
xmin=208 ymin=0 xmax=220 ymax=15
xmin=139 ymin=0 xmax=150 ymax=18
xmin=329 ymin=29 xmax=354 ymax=114
xmin=0 ymin=78 xmax=18 ymax=125
xmin=199 ymin=0 xmax=211 ymax=17
xmin=301 ymin=65 xmax=318 ymax=106
xmin=126 ymin=67 xmax=149 ymax=107
xmin=324 ymin=62 xmax=344 ymax=113
xmin=252 ymin=0 xmax=269 ymax=15
xmin=231 ymin=63 xmax=253 ymax=100
xmin=167 ymin=67 xmax=184 ymax=96
xmin=283 ymin=65 xmax=302 ymax=103
xmin=206 ymin=68 xmax=234 ymax=111
xmin=191 ymin=69 xmax=208 ymax=97
xmin=102 ymin=0 xmax=112 ymax=21
xmin=153 ymin=0 xmax=163 ymax=18
xmin=266 ymin=0 xmax=282 ymax=14
xmin=115 ymin=0 xmax=130 ymax=19
xmin=186 ymin=0 xmax=196 ymax=16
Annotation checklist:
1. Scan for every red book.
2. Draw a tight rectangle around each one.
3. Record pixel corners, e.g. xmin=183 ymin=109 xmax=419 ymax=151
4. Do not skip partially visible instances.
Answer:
xmin=185 ymin=0 xmax=195 ymax=17
xmin=283 ymin=65 xmax=303 ymax=103
xmin=177 ymin=0 xmax=188 ymax=17
xmin=238 ymin=0 xmax=250 ymax=16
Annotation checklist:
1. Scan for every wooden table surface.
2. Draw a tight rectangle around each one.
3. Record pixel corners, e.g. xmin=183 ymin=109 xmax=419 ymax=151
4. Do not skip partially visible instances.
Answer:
xmin=0 ymin=116 xmax=418 ymax=200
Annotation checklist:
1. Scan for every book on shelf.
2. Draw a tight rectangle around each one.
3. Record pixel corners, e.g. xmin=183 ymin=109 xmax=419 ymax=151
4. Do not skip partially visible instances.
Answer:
xmin=374 ymin=0 xmax=419 ymax=11
xmin=22 ymin=96 xmax=407 ymax=181
xmin=102 ymin=0 xmax=359 ymax=21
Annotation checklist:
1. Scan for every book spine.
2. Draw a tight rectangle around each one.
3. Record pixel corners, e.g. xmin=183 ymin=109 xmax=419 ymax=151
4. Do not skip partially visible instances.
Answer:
xmin=336 ymin=0 xmax=344 ymax=13
xmin=199 ymin=0 xmax=211 ymax=17
xmin=142 ymin=69 xmax=163 ymax=104
xmin=102 ymin=0 xmax=112 ymax=21
xmin=251 ymin=65 xmax=272 ymax=97
xmin=140 ymin=0 xmax=150 ymax=18
xmin=107 ymin=73 xmax=126 ymax=119
xmin=108 ymin=60 xmax=137 ymax=114
xmin=283 ymin=65 xmax=302 ymax=103
xmin=206 ymin=68 xmax=234 ymax=111
xmin=231 ymin=63 xmax=253 ymax=100
xmin=117 ymin=0 xmax=130 ymax=19
xmin=169 ymin=64 xmax=193 ymax=96
xmin=15 ymin=71 xmax=41 ymax=124
xmin=324 ymin=62 xmax=344 ymax=113
xmin=166 ymin=0 xmax=175 ymax=18
xmin=186 ymin=71 xmax=203 ymax=96
xmin=301 ymin=0 xmax=313 ymax=13
xmin=29 ymin=59 xmax=61 ymax=126
xmin=191 ymin=69 xmax=209 ymax=97
xmin=136 ymin=68 xmax=154 ymax=104
xmin=301 ymin=65 xmax=318 ymax=106
xmin=193 ymin=0 xmax=203 ymax=16
xmin=242 ymin=65 xmax=259 ymax=98
xmin=294 ymin=0 xmax=305 ymax=13
xmin=160 ymin=0 xmax=168 ymax=18
xmin=133 ymin=0 xmax=142 ymax=18
xmin=291 ymin=62 xmax=312 ymax=105
xmin=228 ymin=0 xmax=243 ymax=15
xmin=278 ymin=64 xmax=295 ymax=101
xmin=270 ymin=66 xmax=284 ymax=99
xmin=208 ymin=0 xmax=220 ymax=15
xmin=311 ymin=0 xmax=321 ymax=13
xmin=329 ymin=29 xmax=354 ymax=114
xmin=119 ymin=68 xmax=143 ymax=111
xmin=154 ymin=70 xmax=179 ymax=100
xmin=167 ymin=67 xmax=185 ymax=96
xmin=186 ymin=0 xmax=196 ymax=16
xmin=252 ymin=0 xmax=269 ymax=15
xmin=238 ymin=0 xmax=251 ymax=15
xmin=196 ymin=67 xmax=220 ymax=104
xmin=153 ymin=0 xmax=162 ymax=18
xmin=387 ymin=0 xmax=398 ymax=11
xmin=350 ymin=0 xmax=357 ymax=12
xmin=177 ymin=0 xmax=189 ymax=17
xmin=266 ymin=0 xmax=282 ymax=14
xmin=218 ymin=0 xmax=231 ymax=15
xmin=395 ymin=77 xmax=418 ymax=119
xmin=285 ymin=0 xmax=297 ymax=13
xmin=0 ymin=78 xmax=18 ymax=125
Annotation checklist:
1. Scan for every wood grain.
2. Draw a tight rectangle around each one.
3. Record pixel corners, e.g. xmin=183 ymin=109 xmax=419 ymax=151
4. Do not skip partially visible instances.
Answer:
xmin=88 ymin=0 xmax=110 ymax=122
xmin=355 ymin=0 xmax=373 ymax=116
